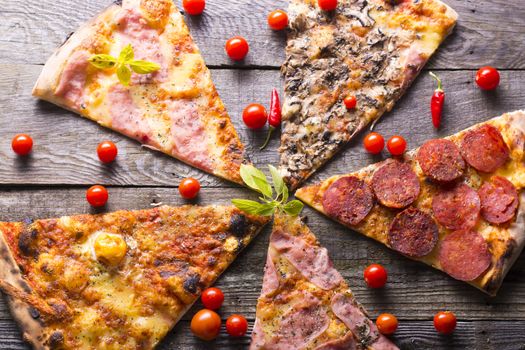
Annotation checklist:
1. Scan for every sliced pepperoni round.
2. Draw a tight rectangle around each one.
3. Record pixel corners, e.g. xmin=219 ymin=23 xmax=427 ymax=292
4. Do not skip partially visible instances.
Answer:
xmin=432 ymin=183 xmax=481 ymax=230
xmin=479 ymin=176 xmax=519 ymax=224
xmin=439 ymin=229 xmax=491 ymax=281
xmin=322 ymin=176 xmax=374 ymax=226
xmin=460 ymin=124 xmax=510 ymax=173
xmin=371 ymin=160 xmax=420 ymax=209
xmin=417 ymin=139 xmax=465 ymax=183
xmin=388 ymin=207 xmax=438 ymax=258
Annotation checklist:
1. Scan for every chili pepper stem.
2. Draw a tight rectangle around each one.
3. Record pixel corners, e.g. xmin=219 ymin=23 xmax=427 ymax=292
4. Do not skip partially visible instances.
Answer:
xmin=429 ymin=71 xmax=443 ymax=91
xmin=260 ymin=126 xmax=275 ymax=150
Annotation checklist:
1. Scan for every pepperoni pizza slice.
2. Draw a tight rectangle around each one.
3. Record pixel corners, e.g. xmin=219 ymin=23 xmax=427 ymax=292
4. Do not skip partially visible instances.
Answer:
xmin=279 ymin=0 xmax=458 ymax=189
xmin=251 ymin=212 xmax=398 ymax=349
xmin=33 ymin=0 xmax=248 ymax=184
xmin=0 ymin=205 xmax=269 ymax=349
xmin=296 ymin=110 xmax=525 ymax=296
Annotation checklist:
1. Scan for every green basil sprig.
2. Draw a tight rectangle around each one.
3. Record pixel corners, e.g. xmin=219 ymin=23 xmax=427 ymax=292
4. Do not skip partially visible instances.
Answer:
xmin=232 ymin=164 xmax=304 ymax=216
xmin=88 ymin=44 xmax=160 ymax=86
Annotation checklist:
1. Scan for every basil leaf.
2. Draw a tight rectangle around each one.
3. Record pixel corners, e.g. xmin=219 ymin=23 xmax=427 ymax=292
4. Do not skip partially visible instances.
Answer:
xmin=256 ymin=202 xmax=277 ymax=216
xmin=253 ymin=176 xmax=273 ymax=198
xmin=240 ymin=164 xmax=271 ymax=196
xmin=129 ymin=60 xmax=161 ymax=74
xmin=119 ymin=44 xmax=134 ymax=62
xmin=268 ymin=165 xmax=287 ymax=202
xmin=116 ymin=64 xmax=132 ymax=86
xmin=282 ymin=200 xmax=304 ymax=216
xmin=88 ymin=54 xmax=118 ymax=69
xmin=231 ymin=199 xmax=265 ymax=215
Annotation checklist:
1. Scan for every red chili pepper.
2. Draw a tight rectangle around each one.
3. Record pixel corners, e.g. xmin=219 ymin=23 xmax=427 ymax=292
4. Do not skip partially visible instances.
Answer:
xmin=429 ymin=71 xmax=444 ymax=129
xmin=260 ymin=88 xmax=282 ymax=150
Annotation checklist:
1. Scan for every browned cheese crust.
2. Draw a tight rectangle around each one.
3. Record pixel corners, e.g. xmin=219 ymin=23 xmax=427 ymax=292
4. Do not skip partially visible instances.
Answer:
xmin=296 ymin=110 xmax=525 ymax=296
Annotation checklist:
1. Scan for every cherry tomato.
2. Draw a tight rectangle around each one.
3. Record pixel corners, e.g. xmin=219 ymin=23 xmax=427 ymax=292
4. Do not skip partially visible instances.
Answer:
xmin=243 ymin=104 xmax=268 ymax=130
xmin=363 ymin=132 xmax=385 ymax=155
xmin=387 ymin=135 xmax=407 ymax=156
xmin=434 ymin=311 xmax=457 ymax=335
xmin=182 ymin=0 xmax=205 ymax=15
xmin=318 ymin=0 xmax=338 ymax=11
xmin=179 ymin=178 xmax=201 ymax=199
xmin=226 ymin=314 xmax=248 ymax=337
xmin=376 ymin=313 xmax=398 ymax=335
xmin=97 ymin=141 xmax=118 ymax=163
xmin=86 ymin=185 xmax=108 ymax=207
xmin=475 ymin=66 xmax=500 ymax=91
xmin=225 ymin=36 xmax=249 ymax=61
xmin=190 ymin=309 xmax=221 ymax=341
xmin=364 ymin=264 xmax=388 ymax=288
xmin=201 ymin=287 xmax=224 ymax=310
xmin=344 ymin=95 xmax=357 ymax=110
xmin=268 ymin=10 xmax=288 ymax=30
xmin=11 ymin=134 xmax=33 ymax=156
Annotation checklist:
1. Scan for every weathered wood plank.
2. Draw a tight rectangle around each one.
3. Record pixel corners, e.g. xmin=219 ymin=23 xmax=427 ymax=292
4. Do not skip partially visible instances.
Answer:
xmin=1 ymin=65 xmax=525 ymax=187
xmin=0 ymin=0 xmax=524 ymax=69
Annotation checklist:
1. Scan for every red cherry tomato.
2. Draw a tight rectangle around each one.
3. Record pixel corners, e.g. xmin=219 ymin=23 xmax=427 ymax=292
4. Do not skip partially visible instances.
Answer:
xmin=97 ymin=141 xmax=118 ymax=163
xmin=182 ymin=0 xmax=205 ymax=15
xmin=318 ymin=0 xmax=338 ymax=11
xmin=86 ymin=185 xmax=109 ymax=207
xmin=268 ymin=10 xmax=288 ymax=30
xmin=191 ymin=309 xmax=221 ymax=341
xmin=11 ymin=134 xmax=33 ymax=156
xmin=201 ymin=287 xmax=224 ymax=310
xmin=376 ymin=313 xmax=398 ymax=335
xmin=179 ymin=178 xmax=201 ymax=199
xmin=434 ymin=311 xmax=457 ymax=335
xmin=243 ymin=104 xmax=268 ymax=130
xmin=387 ymin=135 xmax=407 ymax=156
xmin=363 ymin=132 xmax=385 ymax=155
xmin=364 ymin=264 xmax=388 ymax=288
xmin=344 ymin=95 xmax=357 ymax=110
xmin=226 ymin=314 xmax=248 ymax=337
xmin=225 ymin=36 xmax=249 ymax=61
xmin=475 ymin=66 xmax=500 ymax=91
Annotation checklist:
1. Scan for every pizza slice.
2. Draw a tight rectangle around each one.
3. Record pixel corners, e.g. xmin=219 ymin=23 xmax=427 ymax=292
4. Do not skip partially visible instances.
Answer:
xmin=0 ymin=205 xmax=269 ymax=349
xmin=279 ymin=0 xmax=458 ymax=189
xmin=296 ymin=110 xmax=525 ymax=296
xmin=33 ymin=0 xmax=248 ymax=184
xmin=251 ymin=212 xmax=398 ymax=349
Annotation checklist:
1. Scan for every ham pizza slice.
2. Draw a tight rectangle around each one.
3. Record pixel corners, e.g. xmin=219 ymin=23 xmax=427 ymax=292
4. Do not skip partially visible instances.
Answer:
xmin=33 ymin=0 xmax=248 ymax=184
xmin=0 ymin=205 xmax=269 ymax=349
xmin=251 ymin=212 xmax=398 ymax=349
xmin=296 ymin=110 xmax=525 ymax=296
xmin=279 ymin=0 xmax=458 ymax=189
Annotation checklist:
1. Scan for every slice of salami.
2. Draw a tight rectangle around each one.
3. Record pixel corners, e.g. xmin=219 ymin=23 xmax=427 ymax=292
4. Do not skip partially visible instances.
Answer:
xmin=432 ymin=183 xmax=480 ymax=230
xmin=417 ymin=139 xmax=465 ymax=183
xmin=460 ymin=124 xmax=510 ymax=173
xmin=322 ymin=176 xmax=374 ymax=226
xmin=479 ymin=176 xmax=519 ymax=224
xmin=371 ymin=160 xmax=420 ymax=209
xmin=438 ymin=229 xmax=491 ymax=281
xmin=388 ymin=207 xmax=438 ymax=257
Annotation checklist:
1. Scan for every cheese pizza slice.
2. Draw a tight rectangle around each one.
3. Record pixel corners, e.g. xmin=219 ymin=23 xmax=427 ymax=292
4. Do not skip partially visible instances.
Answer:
xmin=296 ymin=110 xmax=525 ymax=296
xmin=251 ymin=212 xmax=398 ymax=349
xmin=33 ymin=0 xmax=248 ymax=184
xmin=279 ymin=0 xmax=458 ymax=189
xmin=0 ymin=205 xmax=269 ymax=349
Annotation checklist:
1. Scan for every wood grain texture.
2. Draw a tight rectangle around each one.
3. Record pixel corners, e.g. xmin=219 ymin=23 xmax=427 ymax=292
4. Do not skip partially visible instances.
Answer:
xmin=0 ymin=0 xmax=524 ymax=68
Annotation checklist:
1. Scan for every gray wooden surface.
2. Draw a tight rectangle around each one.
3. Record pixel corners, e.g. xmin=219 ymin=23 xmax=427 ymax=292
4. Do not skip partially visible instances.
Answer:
xmin=0 ymin=0 xmax=524 ymax=349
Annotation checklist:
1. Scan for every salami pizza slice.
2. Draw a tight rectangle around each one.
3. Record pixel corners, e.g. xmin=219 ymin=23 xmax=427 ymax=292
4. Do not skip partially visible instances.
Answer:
xmin=33 ymin=0 xmax=248 ymax=184
xmin=251 ymin=212 xmax=398 ymax=349
xmin=279 ymin=0 xmax=458 ymax=189
xmin=0 ymin=205 xmax=269 ymax=349
xmin=296 ymin=110 xmax=525 ymax=296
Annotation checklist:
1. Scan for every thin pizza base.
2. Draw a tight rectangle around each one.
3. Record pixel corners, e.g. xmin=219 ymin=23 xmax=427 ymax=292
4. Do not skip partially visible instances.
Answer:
xmin=33 ymin=0 xmax=247 ymax=184
xmin=296 ymin=111 xmax=525 ymax=296
xmin=0 ymin=206 xmax=269 ymax=349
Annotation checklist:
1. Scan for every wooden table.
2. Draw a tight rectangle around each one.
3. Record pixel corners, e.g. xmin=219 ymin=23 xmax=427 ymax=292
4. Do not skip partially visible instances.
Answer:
xmin=1 ymin=0 xmax=524 ymax=349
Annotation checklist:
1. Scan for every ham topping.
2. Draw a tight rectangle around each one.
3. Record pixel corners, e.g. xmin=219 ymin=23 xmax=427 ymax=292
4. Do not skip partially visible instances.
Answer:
xmin=314 ymin=332 xmax=357 ymax=350
xmin=55 ymin=50 xmax=90 ymax=109
xmin=261 ymin=250 xmax=279 ymax=296
xmin=271 ymin=230 xmax=343 ymax=290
